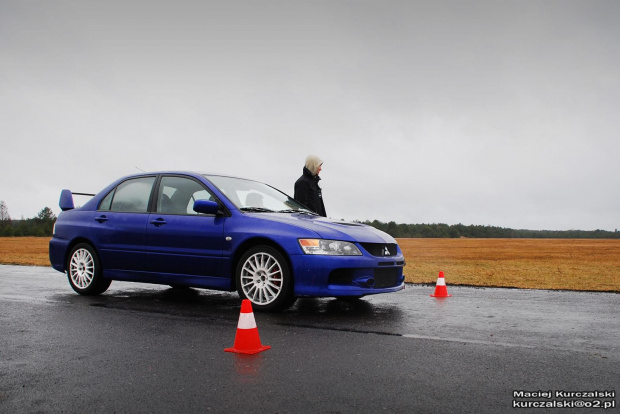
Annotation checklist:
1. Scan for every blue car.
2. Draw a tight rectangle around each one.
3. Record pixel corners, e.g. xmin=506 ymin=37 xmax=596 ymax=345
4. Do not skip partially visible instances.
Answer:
xmin=49 ymin=172 xmax=405 ymax=311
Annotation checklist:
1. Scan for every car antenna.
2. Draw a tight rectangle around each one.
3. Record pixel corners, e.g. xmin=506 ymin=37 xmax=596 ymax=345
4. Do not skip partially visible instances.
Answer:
xmin=135 ymin=166 xmax=146 ymax=172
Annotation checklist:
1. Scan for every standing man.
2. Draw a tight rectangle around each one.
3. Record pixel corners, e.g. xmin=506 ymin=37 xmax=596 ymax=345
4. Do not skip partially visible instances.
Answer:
xmin=294 ymin=155 xmax=326 ymax=217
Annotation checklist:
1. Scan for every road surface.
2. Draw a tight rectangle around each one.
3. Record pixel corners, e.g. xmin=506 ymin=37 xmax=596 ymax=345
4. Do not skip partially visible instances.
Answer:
xmin=1 ymin=265 xmax=618 ymax=413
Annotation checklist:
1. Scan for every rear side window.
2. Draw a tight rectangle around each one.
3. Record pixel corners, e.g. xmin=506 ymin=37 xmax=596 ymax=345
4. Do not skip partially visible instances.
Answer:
xmin=99 ymin=177 xmax=156 ymax=212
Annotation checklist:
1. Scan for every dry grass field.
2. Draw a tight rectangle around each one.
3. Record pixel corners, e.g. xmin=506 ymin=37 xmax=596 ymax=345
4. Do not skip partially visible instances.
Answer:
xmin=399 ymin=238 xmax=620 ymax=292
xmin=0 ymin=237 xmax=52 ymax=267
xmin=1 ymin=237 xmax=618 ymax=292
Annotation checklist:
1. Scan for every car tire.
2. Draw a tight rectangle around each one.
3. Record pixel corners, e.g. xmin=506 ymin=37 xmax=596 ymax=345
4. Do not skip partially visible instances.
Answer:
xmin=66 ymin=243 xmax=111 ymax=295
xmin=236 ymin=245 xmax=295 ymax=312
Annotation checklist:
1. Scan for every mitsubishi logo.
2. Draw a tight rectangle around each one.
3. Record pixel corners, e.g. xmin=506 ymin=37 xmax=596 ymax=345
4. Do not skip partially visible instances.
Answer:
xmin=384 ymin=246 xmax=391 ymax=256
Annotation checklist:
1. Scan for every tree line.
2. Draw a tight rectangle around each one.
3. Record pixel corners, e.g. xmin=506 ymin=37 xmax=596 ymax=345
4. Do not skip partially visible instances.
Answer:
xmin=0 ymin=201 xmax=56 ymax=237
xmin=1 ymin=200 xmax=618 ymax=239
xmin=361 ymin=220 xmax=620 ymax=239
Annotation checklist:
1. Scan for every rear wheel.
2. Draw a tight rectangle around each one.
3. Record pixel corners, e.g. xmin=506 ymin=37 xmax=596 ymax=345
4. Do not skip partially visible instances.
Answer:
xmin=67 ymin=243 xmax=111 ymax=295
xmin=236 ymin=246 xmax=295 ymax=312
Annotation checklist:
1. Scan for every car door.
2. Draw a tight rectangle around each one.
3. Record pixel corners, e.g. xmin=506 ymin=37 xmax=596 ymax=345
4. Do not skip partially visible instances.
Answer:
xmin=145 ymin=175 xmax=226 ymax=280
xmin=91 ymin=176 xmax=155 ymax=272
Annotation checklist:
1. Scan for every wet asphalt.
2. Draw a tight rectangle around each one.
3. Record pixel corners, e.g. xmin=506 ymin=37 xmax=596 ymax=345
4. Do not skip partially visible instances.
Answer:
xmin=1 ymin=264 xmax=618 ymax=413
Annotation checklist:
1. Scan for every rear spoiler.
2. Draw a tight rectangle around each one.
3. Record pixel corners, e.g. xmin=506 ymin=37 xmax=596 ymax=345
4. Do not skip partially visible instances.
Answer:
xmin=59 ymin=189 xmax=96 ymax=211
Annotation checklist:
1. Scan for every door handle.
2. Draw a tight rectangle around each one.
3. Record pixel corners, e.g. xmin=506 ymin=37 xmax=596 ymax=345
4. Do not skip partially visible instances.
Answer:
xmin=150 ymin=218 xmax=167 ymax=226
xmin=94 ymin=215 xmax=108 ymax=223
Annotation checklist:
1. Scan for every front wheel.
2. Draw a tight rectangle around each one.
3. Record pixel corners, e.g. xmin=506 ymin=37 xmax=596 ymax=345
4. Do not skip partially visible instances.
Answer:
xmin=236 ymin=246 xmax=295 ymax=312
xmin=66 ymin=243 xmax=111 ymax=295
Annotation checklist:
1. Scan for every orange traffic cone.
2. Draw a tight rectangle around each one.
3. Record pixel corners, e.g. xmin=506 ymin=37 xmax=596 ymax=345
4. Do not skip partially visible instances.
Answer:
xmin=225 ymin=299 xmax=271 ymax=354
xmin=430 ymin=271 xmax=452 ymax=297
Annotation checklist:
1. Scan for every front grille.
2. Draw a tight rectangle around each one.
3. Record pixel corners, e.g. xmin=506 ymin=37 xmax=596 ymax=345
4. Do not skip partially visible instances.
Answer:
xmin=378 ymin=261 xmax=406 ymax=267
xmin=360 ymin=243 xmax=398 ymax=257
xmin=373 ymin=267 xmax=401 ymax=288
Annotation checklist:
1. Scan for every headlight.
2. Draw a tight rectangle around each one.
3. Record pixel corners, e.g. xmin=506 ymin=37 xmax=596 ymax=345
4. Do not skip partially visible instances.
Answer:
xmin=298 ymin=239 xmax=362 ymax=256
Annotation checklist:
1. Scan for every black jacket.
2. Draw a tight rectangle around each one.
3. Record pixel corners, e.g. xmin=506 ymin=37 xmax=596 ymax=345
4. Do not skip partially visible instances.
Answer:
xmin=294 ymin=167 xmax=326 ymax=217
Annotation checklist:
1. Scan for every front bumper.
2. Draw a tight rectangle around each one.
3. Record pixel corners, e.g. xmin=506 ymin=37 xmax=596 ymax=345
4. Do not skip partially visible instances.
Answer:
xmin=291 ymin=253 xmax=405 ymax=297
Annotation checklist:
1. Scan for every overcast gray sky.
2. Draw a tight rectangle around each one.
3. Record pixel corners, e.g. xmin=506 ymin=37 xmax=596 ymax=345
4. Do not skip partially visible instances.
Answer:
xmin=1 ymin=0 xmax=619 ymax=231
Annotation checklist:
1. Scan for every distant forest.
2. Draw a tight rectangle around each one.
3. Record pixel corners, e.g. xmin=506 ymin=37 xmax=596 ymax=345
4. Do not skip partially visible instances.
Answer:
xmin=0 ymin=200 xmax=618 ymax=238
xmin=0 ymin=201 xmax=56 ymax=237
xmin=361 ymin=220 xmax=620 ymax=239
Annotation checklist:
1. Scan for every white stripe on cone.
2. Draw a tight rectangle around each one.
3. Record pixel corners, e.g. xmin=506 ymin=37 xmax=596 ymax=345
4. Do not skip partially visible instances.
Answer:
xmin=436 ymin=278 xmax=446 ymax=286
xmin=237 ymin=312 xmax=257 ymax=330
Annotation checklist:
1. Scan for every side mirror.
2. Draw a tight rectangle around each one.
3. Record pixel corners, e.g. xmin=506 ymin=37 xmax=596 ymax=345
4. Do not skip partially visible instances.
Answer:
xmin=193 ymin=200 xmax=220 ymax=215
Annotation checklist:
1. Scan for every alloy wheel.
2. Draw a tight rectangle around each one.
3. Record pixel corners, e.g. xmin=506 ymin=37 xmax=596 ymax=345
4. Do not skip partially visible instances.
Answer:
xmin=240 ymin=252 xmax=283 ymax=305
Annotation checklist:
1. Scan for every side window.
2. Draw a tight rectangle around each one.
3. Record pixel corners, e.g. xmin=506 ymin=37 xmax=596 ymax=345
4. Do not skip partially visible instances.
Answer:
xmin=107 ymin=177 xmax=156 ymax=213
xmin=99 ymin=190 xmax=114 ymax=211
xmin=157 ymin=176 xmax=214 ymax=215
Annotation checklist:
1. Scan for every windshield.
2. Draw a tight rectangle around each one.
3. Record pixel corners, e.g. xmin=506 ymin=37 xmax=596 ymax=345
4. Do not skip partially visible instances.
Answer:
xmin=204 ymin=175 xmax=315 ymax=214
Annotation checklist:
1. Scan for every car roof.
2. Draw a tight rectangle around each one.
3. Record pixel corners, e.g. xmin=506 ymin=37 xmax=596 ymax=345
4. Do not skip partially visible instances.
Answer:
xmin=121 ymin=171 xmax=254 ymax=181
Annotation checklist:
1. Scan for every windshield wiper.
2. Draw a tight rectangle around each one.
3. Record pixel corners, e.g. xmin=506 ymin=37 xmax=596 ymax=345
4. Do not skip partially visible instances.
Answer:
xmin=278 ymin=209 xmax=318 ymax=215
xmin=240 ymin=207 xmax=274 ymax=213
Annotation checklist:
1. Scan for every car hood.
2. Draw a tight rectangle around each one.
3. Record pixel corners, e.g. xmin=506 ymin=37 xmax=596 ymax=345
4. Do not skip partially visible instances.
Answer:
xmin=246 ymin=212 xmax=397 ymax=244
